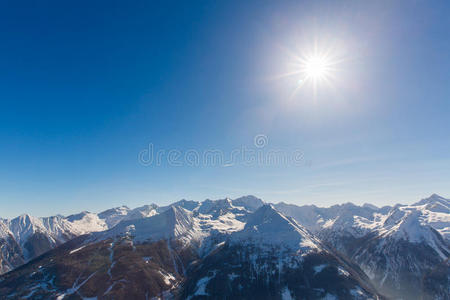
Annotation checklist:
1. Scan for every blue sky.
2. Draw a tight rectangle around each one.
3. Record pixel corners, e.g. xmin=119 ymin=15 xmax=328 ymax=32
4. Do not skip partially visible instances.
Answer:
xmin=1 ymin=1 xmax=449 ymax=218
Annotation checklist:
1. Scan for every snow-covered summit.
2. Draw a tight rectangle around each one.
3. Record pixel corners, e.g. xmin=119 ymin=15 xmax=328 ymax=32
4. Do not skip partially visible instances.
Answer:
xmin=97 ymin=205 xmax=131 ymax=228
xmin=157 ymin=199 xmax=200 ymax=212
xmin=414 ymin=193 xmax=449 ymax=206
xmin=232 ymin=205 xmax=320 ymax=252
xmin=123 ymin=204 xmax=158 ymax=221
xmin=197 ymin=198 xmax=249 ymax=220
xmin=93 ymin=206 xmax=201 ymax=244
xmin=413 ymin=194 xmax=449 ymax=214
xmin=8 ymin=214 xmax=43 ymax=245
xmin=231 ymin=195 xmax=265 ymax=212
xmin=378 ymin=204 xmax=449 ymax=252
xmin=374 ymin=194 xmax=449 ymax=242
xmin=362 ymin=203 xmax=378 ymax=210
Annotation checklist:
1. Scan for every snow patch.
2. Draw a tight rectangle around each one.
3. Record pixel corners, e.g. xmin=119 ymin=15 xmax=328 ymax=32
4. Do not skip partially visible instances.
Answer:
xmin=338 ymin=266 xmax=350 ymax=276
xmin=158 ymin=270 xmax=175 ymax=285
xmin=313 ymin=264 xmax=327 ymax=274
xmin=188 ymin=271 xmax=217 ymax=299
xmin=69 ymin=245 xmax=86 ymax=254
xmin=350 ymin=286 xmax=365 ymax=296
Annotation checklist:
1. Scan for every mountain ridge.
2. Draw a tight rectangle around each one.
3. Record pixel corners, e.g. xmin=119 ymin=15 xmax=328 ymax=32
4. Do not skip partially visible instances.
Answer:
xmin=0 ymin=194 xmax=448 ymax=299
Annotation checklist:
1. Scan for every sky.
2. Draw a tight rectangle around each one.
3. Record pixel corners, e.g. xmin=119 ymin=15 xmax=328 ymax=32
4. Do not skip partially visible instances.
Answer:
xmin=1 ymin=0 xmax=450 ymax=218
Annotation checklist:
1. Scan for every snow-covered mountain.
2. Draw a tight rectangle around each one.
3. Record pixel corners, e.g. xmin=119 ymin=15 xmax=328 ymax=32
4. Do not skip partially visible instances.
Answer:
xmin=0 ymin=194 xmax=448 ymax=299
xmin=0 ymin=221 xmax=23 ymax=274
xmin=230 ymin=204 xmax=320 ymax=252
xmin=0 ymin=203 xmax=159 ymax=273
xmin=0 ymin=196 xmax=261 ymax=274
xmin=276 ymin=194 xmax=450 ymax=299
xmin=183 ymin=205 xmax=379 ymax=299
xmin=0 ymin=202 xmax=382 ymax=299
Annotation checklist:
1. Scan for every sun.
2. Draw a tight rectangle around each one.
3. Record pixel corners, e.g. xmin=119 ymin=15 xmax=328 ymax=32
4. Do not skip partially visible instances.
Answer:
xmin=271 ymin=41 xmax=343 ymax=99
xmin=304 ymin=55 xmax=329 ymax=80
xmin=288 ymin=51 xmax=335 ymax=98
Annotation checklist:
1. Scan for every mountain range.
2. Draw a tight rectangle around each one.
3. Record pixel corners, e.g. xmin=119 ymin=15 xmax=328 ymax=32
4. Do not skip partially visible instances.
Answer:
xmin=0 ymin=194 xmax=448 ymax=299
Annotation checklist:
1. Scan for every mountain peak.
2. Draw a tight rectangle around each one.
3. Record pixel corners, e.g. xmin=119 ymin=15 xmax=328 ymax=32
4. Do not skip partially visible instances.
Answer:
xmin=173 ymin=199 xmax=199 ymax=211
xmin=363 ymin=203 xmax=379 ymax=210
xmin=430 ymin=193 xmax=445 ymax=199
xmin=412 ymin=194 xmax=449 ymax=214
xmin=197 ymin=198 xmax=238 ymax=216
xmin=232 ymin=195 xmax=264 ymax=212
xmin=97 ymin=206 xmax=131 ymax=228
xmin=379 ymin=208 xmax=450 ymax=259
xmin=415 ymin=194 xmax=448 ymax=205
xmin=233 ymin=205 xmax=319 ymax=252
xmin=15 ymin=214 xmax=34 ymax=222
xmin=157 ymin=199 xmax=199 ymax=213
xmin=65 ymin=211 xmax=92 ymax=222
xmin=94 ymin=205 xmax=199 ymax=244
